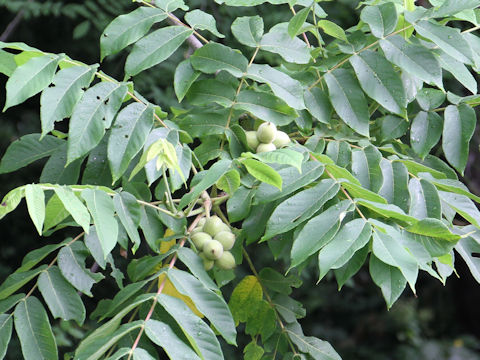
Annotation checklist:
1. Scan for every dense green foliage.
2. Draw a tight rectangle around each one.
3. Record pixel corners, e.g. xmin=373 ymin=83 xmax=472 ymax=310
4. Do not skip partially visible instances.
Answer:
xmin=1 ymin=0 xmax=480 ymax=359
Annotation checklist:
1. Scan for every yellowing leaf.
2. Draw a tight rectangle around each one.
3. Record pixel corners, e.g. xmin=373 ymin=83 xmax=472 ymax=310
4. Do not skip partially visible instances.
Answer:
xmin=157 ymin=272 xmax=203 ymax=318
xmin=160 ymin=228 xmax=177 ymax=254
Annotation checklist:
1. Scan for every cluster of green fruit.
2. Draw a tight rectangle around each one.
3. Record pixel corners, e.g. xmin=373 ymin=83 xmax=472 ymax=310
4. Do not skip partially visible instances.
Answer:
xmin=190 ymin=216 xmax=236 ymax=270
xmin=245 ymin=122 xmax=290 ymax=153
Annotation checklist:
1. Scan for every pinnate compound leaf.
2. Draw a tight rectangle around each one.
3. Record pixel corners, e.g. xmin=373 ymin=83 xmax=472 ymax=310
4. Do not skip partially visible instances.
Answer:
xmin=380 ymin=35 xmax=443 ymax=89
xmin=157 ymin=294 xmax=223 ymax=360
xmin=369 ymin=255 xmax=407 ymax=309
xmin=242 ymin=159 xmax=282 ymax=190
xmin=318 ymin=219 xmax=372 ymax=280
xmin=168 ymin=268 xmax=236 ymax=345
xmin=0 ymin=134 xmax=63 ymax=174
xmin=67 ymin=82 xmax=127 ymax=164
xmin=82 ymin=189 xmax=118 ymax=258
xmin=231 ymin=15 xmax=264 ymax=47
xmin=190 ymin=42 xmax=248 ymax=77
xmin=58 ymin=242 xmax=104 ymax=296
xmin=360 ymin=2 xmax=398 ymax=38
xmin=410 ymin=111 xmax=443 ymax=159
xmin=185 ymin=9 xmax=224 ymax=38
xmin=108 ymin=102 xmax=154 ymax=182
xmin=25 ymin=184 xmax=45 ymax=235
xmin=4 ymin=54 xmax=59 ymax=110
xmin=350 ymin=50 xmax=406 ymax=116
xmin=0 ymin=265 xmax=47 ymax=300
xmin=125 ymin=26 xmax=193 ymax=77
xmin=14 ymin=297 xmax=58 ymax=360
xmin=0 ymin=314 xmax=12 ymax=359
xmin=324 ymin=69 xmax=369 ymax=136
xmin=263 ymin=179 xmax=340 ymax=240
xmin=100 ymin=7 xmax=167 ymax=60
xmin=145 ymin=320 xmax=201 ymax=360
xmin=54 ymin=186 xmax=90 ymax=233
xmin=37 ymin=266 xmax=86 ymax=325
xmin=442 ymin=104 xmax=476 ymax=175
xmin=40 ymin=65 xmax=96 ymax=137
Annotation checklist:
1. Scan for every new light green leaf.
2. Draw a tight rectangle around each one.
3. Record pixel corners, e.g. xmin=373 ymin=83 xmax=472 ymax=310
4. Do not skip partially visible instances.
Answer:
xmin=414 ymin=20 xmax=473 ymax=65
xmin=100 ymin=7 xmax=167 ymax=60
xmin=263 ymin=179 xmax=340 ymax=240
xmin=14 ymin=297 xmax=58 ymax=360
xmin=38 ymin=266 xmax=86 ymax=325
xmin=67 ymin=82 xmax=127 ymax=164
xmin=235 ymin=90 xmax=298 ymax=126
xmin=82 ymin=188 xmax=118 ymax=259
xmin=317 ymin=20 xmax=347 ymax=42
xmin=157 ymin=294 xmax=223 ymax=360
xmin=410 ymin=111 xmax=443 ymax=159
xmin=190 ymin=42 xmax=248 ymax=77
xmin=54 ymin=186 xmax=90 ymax=233
xmin=291 ymin=200 xmax=353 ymax=268
xmin=246 ymin=64 xmax=305 ymax=110
xmin=108 ymin=102 xmax=154 ymax=182
xmin=350 ymin=50 xmax=406 ymax=116
xmin=360 ymin=2 xmax=398 ymax=38
xmin=242 ymin=159 xmax=282 ymax=190
xmin=25 ymin=184 xmax=45 ymax=235
xmin=168 ymin=268 xmax=237 ymax=345
xmin=369 ymin=255 xmax=407 ymax=309
xmin=0 ymin=134 xmax=63 ymax=174
xmin=318 ymin=219 xmax=372 ymax=280
xmin=58 ymin=242 xmax=105 ymax=296
xmin=0 ymin=314 xmax=12 ymax=359
xmin=324 ymin=69 xmax=369 ymax=136
xmin=442 ymin=104 xmax=476 ymax=175
xmin=379 ymin=35 xmax=443 ymax=89
xmin=145 ymin=320 xmax=201 ymax=360
xmin=185 ymin=9 xmax=224 ymax=38
xmin=260 ymin=27 xmax=311 ymax=64
xmin=4 ymin=54 xmax=59 ymax=110
xmin=216 ymin=169 xmax=240 ymax=195
xmin=40 ymin=65 xmax=96 ymax=137
xmin=231 ymin=15 xmax=264 ymax=47
xmin=125 ymin=26 xmax=193 ymax=77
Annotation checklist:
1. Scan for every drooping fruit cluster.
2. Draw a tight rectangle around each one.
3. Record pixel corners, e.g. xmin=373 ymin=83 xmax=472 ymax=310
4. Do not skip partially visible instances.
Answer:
xmin=190 ymin=215 xmax=236 ymax=271
xmin=246 ymin=122 xmax=290 ymax=153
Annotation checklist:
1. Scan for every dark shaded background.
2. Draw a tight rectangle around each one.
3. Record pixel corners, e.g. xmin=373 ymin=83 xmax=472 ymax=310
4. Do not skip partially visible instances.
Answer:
xmin=0 ymin=0 xmax=480 ymax=359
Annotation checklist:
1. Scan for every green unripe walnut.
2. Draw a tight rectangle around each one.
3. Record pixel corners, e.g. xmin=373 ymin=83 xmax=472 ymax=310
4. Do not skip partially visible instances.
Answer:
xmin=256 ymin=122 xmax=277 ymax=143
xmin=214 ymin=231 xmax=236 ymax=250
xmin=218 ymin=223 xmax=231 ymax=234
xmin=203 ymin=239 xmax=224 ymax=260
xmin=190 ymin=226 xmax=203 ymax=236
xmin=273 ymin=131 xmax=290 ymax=148
xmin=215 ymin=251 xmax=236 ymax=270
xmin=199 ymin=253 xmax=214 ymax=271
xmin=246 ymin=131 xmax=259 ymax=151
xmin=191 ymin=232 xmax=212 ymax=251
xmin=256 ymin=143 xmax=276 ymax=153
xmin=203 ymin=216 xmax=224 ymax=236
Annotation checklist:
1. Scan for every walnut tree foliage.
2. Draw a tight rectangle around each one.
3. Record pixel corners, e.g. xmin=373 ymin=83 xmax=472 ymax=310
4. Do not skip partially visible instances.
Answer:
xmin=1 ymin=0 xmax=480 ymax=359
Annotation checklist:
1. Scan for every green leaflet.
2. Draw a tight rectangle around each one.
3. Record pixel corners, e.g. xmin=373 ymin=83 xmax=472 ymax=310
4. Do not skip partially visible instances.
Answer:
xmin=185 ymin=9 xmax=224 ymax=38
xmin=231 ymin=15 xmax=264 ymax=47
xmin=242 ymin=159 xmax=282 ymax=190
xmin=190 ymin=42 xmax=248 ymax=77
xmin=369 ymin=255 xmax=407 ymax=309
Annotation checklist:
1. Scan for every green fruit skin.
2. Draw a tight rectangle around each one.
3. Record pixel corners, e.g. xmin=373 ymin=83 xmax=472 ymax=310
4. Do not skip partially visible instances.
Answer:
xmin=191 ymin=232 xmax=212 ymax=251
xmin=256 ymin=122 xmax=277 ymax=143
xmin=218 ymin=223 xmax=231 ymax=233
xmin=190 ymin=226 xmax=203 ymax=236
xmin=273 ymin=131 xmax=290 ymax=148
xmin=214 ymin=231 xmax=235 ymax=250
xmin=215 ymin=251 xmax=236 ymax=270
xmin=199 ymin=253 xmax=214 ymax=270
xmin=203 ymin=239 xmax=224 ymax=260
xmin=246 ymin=131 xmax=259 ymax=150
xmin=203 ymin=216 xmax=224 ymax=236
xmin=256 ymin=143 xmax=276 ymax=153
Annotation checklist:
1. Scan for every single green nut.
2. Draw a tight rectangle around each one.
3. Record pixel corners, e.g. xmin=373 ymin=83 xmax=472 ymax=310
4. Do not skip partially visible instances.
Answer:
xmin=214 ymin=231 xmax=236 ymax=250
xmin=199 ymin=252 xmax=214 ymax=271
xmin=256 ymin=143 xmax=276 ymax=153
xmin=273 ymin=130 xmax=290 ymax=148
xmin=203 ymin=215 xmax=224 ymax=236
xmin=215 ymin=251 xmax=236 ymax=270
xmin=246 ymin=131 xmax=259 ymax=151
xmin=203 ymin=239 xmax=224 ymax=260
xmin=256 ymin=122 xmax=277 ymax=143
xmin=191 ymin=232 xmax=212 ymax=251
xmin=218 ymin=223 xmax=231 ymax=234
